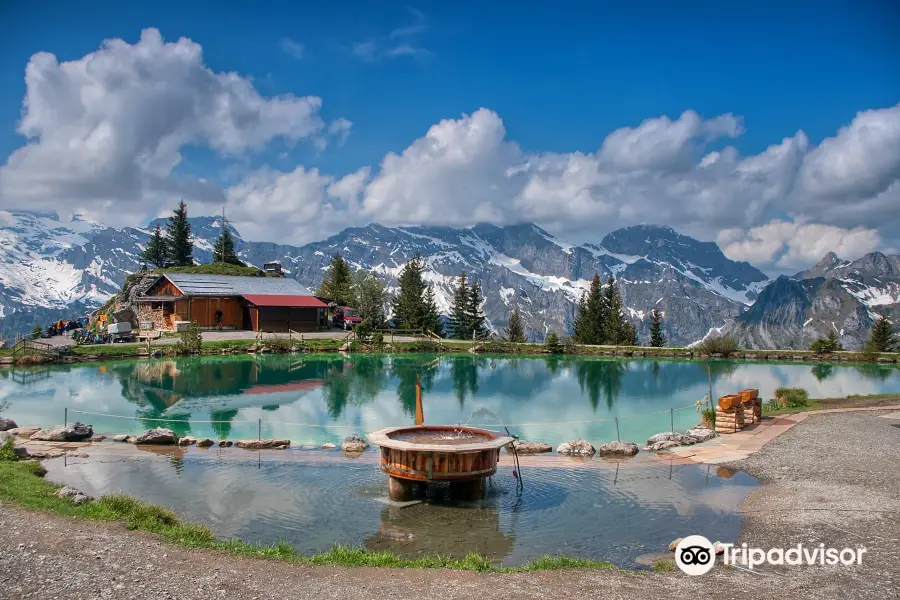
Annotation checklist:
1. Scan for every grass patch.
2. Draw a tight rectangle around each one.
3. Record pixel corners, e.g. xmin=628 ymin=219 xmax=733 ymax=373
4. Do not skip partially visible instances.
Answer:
xmin=652 ymin=558 xmax=677 ymax=572
xmin=0 ymin=458 xmax=615 ymax=572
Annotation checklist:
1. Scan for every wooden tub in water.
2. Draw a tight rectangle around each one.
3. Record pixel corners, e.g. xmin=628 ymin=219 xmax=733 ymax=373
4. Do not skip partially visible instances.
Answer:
xmin=367 ymin=425 xmax=514 ymax=501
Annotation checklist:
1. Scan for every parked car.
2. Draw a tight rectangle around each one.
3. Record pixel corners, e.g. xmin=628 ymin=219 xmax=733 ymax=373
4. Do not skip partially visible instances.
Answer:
xmin=333 ymin=306 xmax=363 ymax=330
xmin=107 ymin=321 xmax=135 ymax=343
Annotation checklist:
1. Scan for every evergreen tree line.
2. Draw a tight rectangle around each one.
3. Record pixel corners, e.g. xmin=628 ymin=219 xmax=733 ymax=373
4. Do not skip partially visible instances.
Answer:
xmin=141 ymin=201 xmax=242 ymax=268
xmin=448 ymin=271 xmax=487 ymax=339
xmin=571 ymin=274 xmax=643 ymax=346
xmin=811 ymin=316 xmax=898 ymax=354
xmin=315 ymin=253 xmax=389 ymax=330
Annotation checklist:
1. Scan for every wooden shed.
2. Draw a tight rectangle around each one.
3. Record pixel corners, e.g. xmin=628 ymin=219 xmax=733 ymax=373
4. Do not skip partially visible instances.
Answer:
xmin=134 ymin=273 xmax=325 ymax=332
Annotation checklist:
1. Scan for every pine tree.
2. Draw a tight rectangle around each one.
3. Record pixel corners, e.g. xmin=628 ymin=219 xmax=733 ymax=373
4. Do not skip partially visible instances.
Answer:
xmin=166 ymin=200 xmax=194 ymax=267
xmin=649 ymin=307 xmax=666 ymax=347
xmin=422 ymin=285 xmax=444 ymax=337
xmin=573 ymin=273 xmax=605 ymax=344
xmin=392 ymin=253 xmax=427 ymax=330
xmin=810 ymin=329 xmax=843 ymax=353
xmin=505 ymin=308 xmax=526 ymax=343
xmin=354 ymin=271 xmax=387 ymax=329
xmin=317 ymin=253 xmax=356 ymax=307
xmin=467 ymin=282 xmax=487 ymax=338
xmin=867 ymin=316 xmax=898 ymax=353
xmin=449 ymin=271 xmax=471 ymax=339
xmin=621 ymin=322 xmax=638 ymax=346
xmin=142 ymin=224 xmax=170 ymax=268
xmin=212 ymin=224 xmax=240 ymax=265
xmin=603 ymin=276 xmax=624 ymax=345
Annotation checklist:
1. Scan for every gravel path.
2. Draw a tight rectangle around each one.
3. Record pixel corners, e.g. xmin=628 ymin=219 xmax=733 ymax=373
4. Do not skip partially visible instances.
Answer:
xmin=2 ymin=411 xmax=899 ymax=599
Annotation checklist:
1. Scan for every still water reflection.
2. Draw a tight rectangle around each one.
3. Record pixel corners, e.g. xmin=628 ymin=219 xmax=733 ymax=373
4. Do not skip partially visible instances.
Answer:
xmin=2 ymin=354 xmax=898 ymax=446
xmin=45 ymin=448 xmax=756 ymax=566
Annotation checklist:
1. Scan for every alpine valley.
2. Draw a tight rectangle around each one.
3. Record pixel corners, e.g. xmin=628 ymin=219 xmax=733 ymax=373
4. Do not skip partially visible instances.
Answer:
xmin=1 ymin=210 xmax=898 ymax=349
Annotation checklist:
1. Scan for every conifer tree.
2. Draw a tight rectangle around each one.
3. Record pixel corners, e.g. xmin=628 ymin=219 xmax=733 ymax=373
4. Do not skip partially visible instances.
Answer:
xmin=467 ymin=282 xmax=487 ymax=338
xmin=355 ymin=271 xmax=387 ymax=329
xmin=573 ymin=273 xmax=606 ymax=344
xmin=449 ymin=271 xmax=471 ymax=339
xmin=142 ymin=224 xmax=170 ymax=268
xmin=505 ymin=308 xmax=526 ymax=343
xmin=867 ymin=316 xmax=898 ymax=353
xmin=621 ymin=321 xmax=639 ymax=346
xmin=392 ymin=253 xmax=428 ymax=330
xmin=422 ymin=285 xmax=444 ymax=337
xmin=212 ymin=224 xmax=240 ymax=265
xmin=166 ymin=200 xmax=194 ymax=267
xmin=603 ymin=276 xmax=624 ymax=345
xmin=649 ymin=307 xmax=666 ymax=347
xmin=317 ymin=253 xmax=356 ymax=307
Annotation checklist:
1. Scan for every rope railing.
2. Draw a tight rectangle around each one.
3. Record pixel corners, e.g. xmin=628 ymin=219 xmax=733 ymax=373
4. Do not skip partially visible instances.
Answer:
xmin=66 ymin=401 xmax=704 ymax=440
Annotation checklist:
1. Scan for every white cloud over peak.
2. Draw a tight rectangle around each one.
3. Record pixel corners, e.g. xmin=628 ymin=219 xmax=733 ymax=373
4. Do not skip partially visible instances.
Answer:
xmin=1 ymin=28 xmax=899 ymax=273
xmin=0 ymin=28 xmax=345 ymax=223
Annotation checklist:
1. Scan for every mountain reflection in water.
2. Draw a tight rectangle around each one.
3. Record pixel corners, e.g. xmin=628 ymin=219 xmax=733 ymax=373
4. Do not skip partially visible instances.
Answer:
xmin=2 ymin=354 xmax=898 ymax=446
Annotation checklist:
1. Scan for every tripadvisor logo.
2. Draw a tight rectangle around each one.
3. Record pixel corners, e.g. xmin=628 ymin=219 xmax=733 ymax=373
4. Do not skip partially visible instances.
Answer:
xmin=675 ymin=535 xmax=716 ymax=575
xmin=674 ymin=534 xmax=868 ymax=575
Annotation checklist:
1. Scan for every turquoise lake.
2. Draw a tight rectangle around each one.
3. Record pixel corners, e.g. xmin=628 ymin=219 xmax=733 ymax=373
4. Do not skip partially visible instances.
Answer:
xmin=2 ymin=354 xmax=898 ymax=446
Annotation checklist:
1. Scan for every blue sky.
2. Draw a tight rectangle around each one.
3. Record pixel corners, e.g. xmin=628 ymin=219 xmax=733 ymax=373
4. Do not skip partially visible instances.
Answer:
xmin=0 ymin=0 xmax=898 ymax=269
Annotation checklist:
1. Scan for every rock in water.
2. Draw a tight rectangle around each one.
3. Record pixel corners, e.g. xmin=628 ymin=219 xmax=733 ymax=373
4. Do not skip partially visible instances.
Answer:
xmin=507 ymin=440 xmax=552 ymax=454
xmin=30 ymin=422 xmax=94 ymax=442
xmin=321 ymin=442 xmax=337 ymax=449
xmin=341 ymin=434 xmax=369 ymax=453
xmin=644 ymin=440 xmax=682 ymax=452
xmin=217 ymin=440 xmax=233 ymax=447
xmin=685 ymin=428 xmax=717 ymax=443
xmin=235 ymin=439 xmax=291 ymax=450
xmin=0 ymin=417 xmax=18 ymax=431
xmin=111 ymin=434 xmax=130 ymax=442
xmin=597 ymin=441 xmax=639 ymax=457
xmin=177 ymin=437 xmax=197 ymax=447
xmin=196 ymin=439 xmax=214 ymax=448
xmin=556 ymin=439 xmax=596 ymax=457
xmin=132 ymin=428 xmax=176 ymax=445
xmin=90 ymin=435 xmax=107 ymax=442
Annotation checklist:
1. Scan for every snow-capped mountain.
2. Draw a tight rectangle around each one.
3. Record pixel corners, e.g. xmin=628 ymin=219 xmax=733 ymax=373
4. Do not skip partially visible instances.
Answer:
xmin=728 ymin=251 xmax=900 ymax=350
xmin=0 ymin=211 xmax=771 ymax=344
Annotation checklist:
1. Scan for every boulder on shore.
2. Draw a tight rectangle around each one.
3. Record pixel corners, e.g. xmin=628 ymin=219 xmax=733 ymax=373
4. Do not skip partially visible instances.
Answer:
xmin=90 ymin=435 xmax=107 ymax=442
xmin=646 ymin=432 xmax=697 ymax=446
xmin=556 ymin=439 xmax=596 ymax=457
xmin=132 ymin=428 xmax=177 ymax=445
xmin=30 ymin=422 xmax=94 ymax=442
xmin=644 ymin=440 xmax=682 ymax=452
xmin=685 ymin=427 xmax=717 ymax=443
xmin=597 ymin=441 xmax=639 ymax=457
xmin=341 ymin=434 xmax=369 ymax=453
xmin=196 ymin=438 xmax=215 ymax=448
xmin=0 ymin=417 xmax=18 ymax=431
xmin=9 ymin=427 xmax=40 ymax=439
xmin=111 ymin=434 xmax=130 ymax=443
xmin=235 ymin=439 xmax=291 ymax=450
xmin=507 ymin=440 xmax=552 ymax=454
xmin=57 ymin=486 xmax=92 ymax=505
xmin=0 ymin=431 xmax=13 ymax=445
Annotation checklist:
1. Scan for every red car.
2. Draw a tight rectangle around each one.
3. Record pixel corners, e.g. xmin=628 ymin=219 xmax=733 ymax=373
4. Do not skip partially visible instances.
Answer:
xmin=334 ymin=306 xmax=362 ymax=330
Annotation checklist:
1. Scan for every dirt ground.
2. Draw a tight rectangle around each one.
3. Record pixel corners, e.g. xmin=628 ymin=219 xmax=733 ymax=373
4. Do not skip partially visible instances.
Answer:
xmin=2 ymin=410 xmax=899 ymax=600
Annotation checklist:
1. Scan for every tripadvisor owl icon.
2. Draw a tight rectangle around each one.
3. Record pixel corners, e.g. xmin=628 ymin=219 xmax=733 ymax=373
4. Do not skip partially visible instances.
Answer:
xmin=675 ymin=535 xmax=715 ymax=575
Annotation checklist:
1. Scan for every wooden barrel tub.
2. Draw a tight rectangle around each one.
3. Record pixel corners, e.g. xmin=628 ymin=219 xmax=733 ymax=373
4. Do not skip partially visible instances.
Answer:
xmin=367 ymin=425 xmax=515 ymax=501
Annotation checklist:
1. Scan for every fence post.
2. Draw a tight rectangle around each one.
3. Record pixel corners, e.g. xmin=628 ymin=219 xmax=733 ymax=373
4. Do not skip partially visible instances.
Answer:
xmin=64 ymin=407 xmax=68 ymax=427
xmin=258 ymin=418 xmax=261 ymax=441
xmin=670 ymin=408 xmax=674 ymax=433
xmin=615 ymin=417 xmax=620 ymax=441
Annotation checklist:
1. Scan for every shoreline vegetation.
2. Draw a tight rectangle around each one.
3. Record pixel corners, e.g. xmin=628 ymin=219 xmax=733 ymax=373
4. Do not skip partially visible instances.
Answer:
xmin=0 ymin=442 xmax=613 ymax=572
xmin=2 ymin=336 xmax=899 ymax=367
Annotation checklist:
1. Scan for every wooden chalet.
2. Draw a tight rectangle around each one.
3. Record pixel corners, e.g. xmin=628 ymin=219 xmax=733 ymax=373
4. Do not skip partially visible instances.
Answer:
xmin=134 ymin=273 xmax=328 ymax=332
